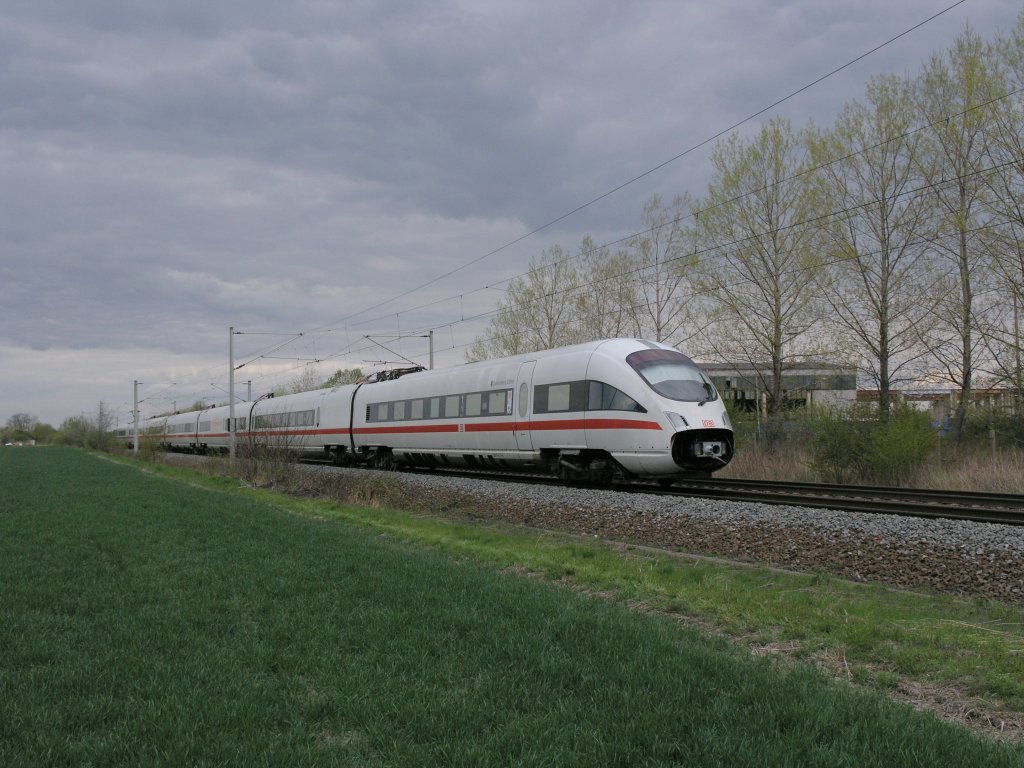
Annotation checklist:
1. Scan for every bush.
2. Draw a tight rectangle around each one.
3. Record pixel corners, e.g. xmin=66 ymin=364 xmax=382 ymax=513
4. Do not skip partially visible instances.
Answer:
xmin=958 ymin=407 xmax=1024 ymax=449
xmin=803 ymin=404 xmax=873 ymax=484
xmin=802 ymin=404 xmax=938 ymax=486
xmin=864 ymin=406 xmax=938 ymax=485
xmin=234 ymin=439 xmax=299 ymax=488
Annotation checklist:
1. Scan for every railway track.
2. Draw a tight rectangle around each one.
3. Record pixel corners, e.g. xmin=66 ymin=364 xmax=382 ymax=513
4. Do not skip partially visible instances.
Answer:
xmin=300 ymin=459 xmax=1024 ymax=527
xmin=665 ymin=478 xmax=1024 ymax=527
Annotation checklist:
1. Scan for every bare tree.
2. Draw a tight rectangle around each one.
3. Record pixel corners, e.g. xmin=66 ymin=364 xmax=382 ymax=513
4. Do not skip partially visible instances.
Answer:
xmin=59 ymin=415 xmax=93 ymax=447
xmin=575 ymin=236 xmax=643 ymax=340
xmin=627 ymin=194 xmax=700 ymax=344
xmin=694 ymin=117 xmax=827 ymax=421
xmin=812 ymin=74 xmax=937 ymax=418
xmin=323 ymin=367 xmax=365 ymax=387
xmin=94 ymin=401 xmax=114 ymax=450
xmin=468 ymin=246 xmax=583 ymax=360
xmin=5 ymin=413 xmax=38 ymax=436
xmin=278 ymin=365 xmax=323 ymax=395
xmin=977 ymin=13 xmax=1024 ymax=398
xmin=914 ymin=26 xmax=1004 ymax=441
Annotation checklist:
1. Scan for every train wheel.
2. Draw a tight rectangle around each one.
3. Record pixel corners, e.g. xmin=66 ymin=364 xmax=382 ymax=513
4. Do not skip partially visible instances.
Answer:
xmin=331 ymin=447 xmax=354 ymax=467
xmin=370 ymin=448 xmax=396 ymax=471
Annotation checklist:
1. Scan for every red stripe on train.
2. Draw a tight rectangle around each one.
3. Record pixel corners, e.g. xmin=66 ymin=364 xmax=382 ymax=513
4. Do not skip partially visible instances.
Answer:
xmin=162 ymin=417 xmax=663 ymax=441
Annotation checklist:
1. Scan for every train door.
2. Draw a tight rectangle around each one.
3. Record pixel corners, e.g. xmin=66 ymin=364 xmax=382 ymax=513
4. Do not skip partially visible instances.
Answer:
xmin=514 ymin=361 xmax=536 ymax=451
xmin=311 ymin=390 xmax=329 ymax=451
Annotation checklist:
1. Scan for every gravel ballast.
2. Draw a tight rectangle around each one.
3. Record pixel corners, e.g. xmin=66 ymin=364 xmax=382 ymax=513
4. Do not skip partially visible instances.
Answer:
xmin=321 ymin=467 xmax=1024 ymax=603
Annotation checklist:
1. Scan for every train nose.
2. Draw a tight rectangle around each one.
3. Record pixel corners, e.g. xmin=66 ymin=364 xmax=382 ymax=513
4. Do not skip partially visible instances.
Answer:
xmin=671 ymin=429 xmax=733 ymax=470
xmin=696 ymin=441 xmax=723 ymax=457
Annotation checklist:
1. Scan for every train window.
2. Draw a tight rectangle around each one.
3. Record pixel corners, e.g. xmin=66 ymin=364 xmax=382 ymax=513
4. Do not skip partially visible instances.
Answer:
xmin=366 ymin=389 xmax=514 ymax=422
xmin=626 ymin=349 xmax=717 ymax=403
xmin=534 ymin=381 xmax=587 ymax=414
xmin=445 ymin=395 xmax=460 ymax=418
xmin=488 ymin=391 xmax=506 ymax=416
xmin=518 ymin=384 xmax=528 ymax=417
xmin=534 ymin=384 xmax=549 ymax=413
xmin=588 ymin=381 xmax=646 ymax=413
xmin=548 ymin=384 xmax=570 ymax=412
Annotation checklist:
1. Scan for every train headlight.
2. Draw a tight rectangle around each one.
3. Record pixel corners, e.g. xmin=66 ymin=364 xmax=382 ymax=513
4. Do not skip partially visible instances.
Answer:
xmin=693 ymin=441 xmax=725 ymax=458
xmin=721 ymin=409 xmax=731 ymax=429
xmin=664 ymin=411 xmax=689 ymax=431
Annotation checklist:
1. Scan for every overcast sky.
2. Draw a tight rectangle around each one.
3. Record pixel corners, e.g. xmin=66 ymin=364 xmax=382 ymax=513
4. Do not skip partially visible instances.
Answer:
xmin=1 ymin=0 xmax=1020 ymax=428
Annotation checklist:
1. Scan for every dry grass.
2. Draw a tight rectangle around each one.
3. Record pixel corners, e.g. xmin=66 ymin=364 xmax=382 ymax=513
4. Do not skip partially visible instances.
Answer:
xmin=911 ymin=447 xmax=1024 ymax=493
xmin=718 ymin=442 xmax=817 ymax=483
xmin=721 ymin=441 xmax=1024 ymax=493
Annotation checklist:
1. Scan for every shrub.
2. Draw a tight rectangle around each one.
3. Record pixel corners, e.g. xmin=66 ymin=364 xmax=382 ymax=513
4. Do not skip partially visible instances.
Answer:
xmin=864 ymin=405 xmax=938 ymax=485
xmin=803 ymin=404 xmax=873 ymax=483
xmin=959 ymin=407 xmax=1024 ymax=449
xmin=234 ymin=437 xmax=300 ymax=488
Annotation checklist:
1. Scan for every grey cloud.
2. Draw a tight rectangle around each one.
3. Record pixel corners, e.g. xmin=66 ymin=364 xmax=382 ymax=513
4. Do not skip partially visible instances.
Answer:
xmin=1 ymin=0 xmax=1021 ymax=423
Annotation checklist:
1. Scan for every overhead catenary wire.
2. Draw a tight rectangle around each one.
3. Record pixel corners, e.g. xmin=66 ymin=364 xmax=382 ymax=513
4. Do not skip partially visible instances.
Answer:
xmin=307 ymin=0 xmax=971 ymax=334
xmin=137 ymin=1 xmax=1009 ymax=407
xmin=303 ymin=153 xmax=1022 ymax=367
xmin=152 ymin=170 xmax=1019 ymax=418
xmin=245 ymin=80 xmax=1021 ymax=389
xmin=310 ymin=84 xmax=1024 ymax=345
xmin=225 ymin=0 xmax=975 ymax=373
xmin=245 ymin=203 xmax=1015 ymax=408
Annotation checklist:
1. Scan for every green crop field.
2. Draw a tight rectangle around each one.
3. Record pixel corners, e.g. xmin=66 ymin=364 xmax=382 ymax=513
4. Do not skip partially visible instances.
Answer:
xmin=1 ymin=447 xmax=1021 ymax=766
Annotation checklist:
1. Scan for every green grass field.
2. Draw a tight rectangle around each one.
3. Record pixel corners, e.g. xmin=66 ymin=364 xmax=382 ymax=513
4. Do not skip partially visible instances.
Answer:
xmin=1 ymin=447 xmax=1022 ymax=766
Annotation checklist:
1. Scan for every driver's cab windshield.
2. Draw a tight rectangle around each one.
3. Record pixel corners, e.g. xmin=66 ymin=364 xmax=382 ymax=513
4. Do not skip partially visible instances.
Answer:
xmin=626 ymin=349 xmax=718 ymax=403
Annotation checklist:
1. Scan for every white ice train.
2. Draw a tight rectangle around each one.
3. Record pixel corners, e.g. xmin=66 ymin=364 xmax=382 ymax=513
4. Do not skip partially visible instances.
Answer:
xmin=136 ymin=339 xmax=734 ymax=482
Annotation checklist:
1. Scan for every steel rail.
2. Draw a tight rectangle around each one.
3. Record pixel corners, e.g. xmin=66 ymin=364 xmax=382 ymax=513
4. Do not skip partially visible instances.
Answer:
xmin=300 ymin=459 xmax=1024 ymax=526
xmin=663 ymin=478 xmax=1024 ymax=526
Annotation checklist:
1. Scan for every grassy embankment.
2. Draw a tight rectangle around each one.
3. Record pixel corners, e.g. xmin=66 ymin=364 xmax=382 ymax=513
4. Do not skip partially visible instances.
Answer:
xmin=1 ymin=446 xmax=1022 ymax=766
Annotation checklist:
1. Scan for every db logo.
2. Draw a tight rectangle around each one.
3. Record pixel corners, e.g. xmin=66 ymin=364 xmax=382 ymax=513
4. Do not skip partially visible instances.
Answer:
xmin=702 ymin=419 xmax=716 ymax=428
